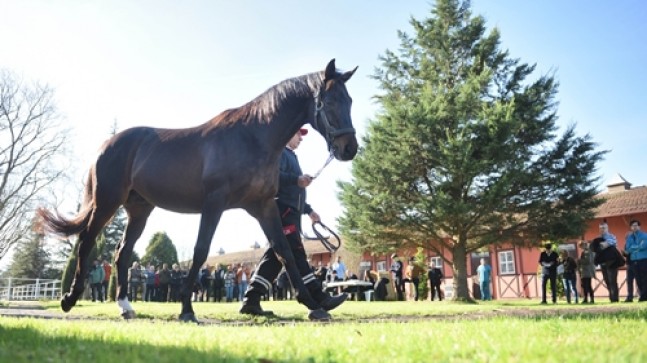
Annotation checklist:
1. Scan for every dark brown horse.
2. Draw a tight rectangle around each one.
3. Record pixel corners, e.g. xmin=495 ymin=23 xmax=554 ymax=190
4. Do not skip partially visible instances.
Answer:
xmin=38 ymin=59 xmax=358 ymax=322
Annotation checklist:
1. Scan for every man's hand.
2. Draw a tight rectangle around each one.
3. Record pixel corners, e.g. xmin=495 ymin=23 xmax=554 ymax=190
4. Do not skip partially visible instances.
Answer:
xmin=297 ymin=174 xmax=313 ymax=188
xmin=309 ymin=211 xmax=321 ymax=223
xmin=600 ymin=242 xmax=609 ymax=249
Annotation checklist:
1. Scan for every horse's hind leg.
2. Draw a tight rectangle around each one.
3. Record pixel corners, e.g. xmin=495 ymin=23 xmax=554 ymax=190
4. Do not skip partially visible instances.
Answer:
xmin=62 ymin=205 xmax=120 ymax=312
xmin=114 ymin=193 xmax=154 ymax=319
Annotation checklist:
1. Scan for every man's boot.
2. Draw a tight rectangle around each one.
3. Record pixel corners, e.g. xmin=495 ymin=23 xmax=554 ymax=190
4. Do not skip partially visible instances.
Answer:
xmin=239 ymin=291 xmax=274 ymax=316
xmin=312 ymin=288 xmax=348 ymax=311
xmin=296 ymin=291 xmax=332 ymax=321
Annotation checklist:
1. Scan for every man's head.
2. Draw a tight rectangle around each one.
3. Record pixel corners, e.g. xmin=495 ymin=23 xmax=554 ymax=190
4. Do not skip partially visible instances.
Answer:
xmin=599 ymin=222 xmax=609 ymax=234
xmin=630 ymin=219 xmax=641 ymax=231
xmin=544 ymin=243 xmax=552 ymax=251
xmin=287 ymin=128 xmax=308 ymax=150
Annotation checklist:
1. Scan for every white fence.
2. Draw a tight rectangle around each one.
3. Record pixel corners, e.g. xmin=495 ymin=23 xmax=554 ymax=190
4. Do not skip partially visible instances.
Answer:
xmin=0 ymin=278 xmax=62 ymax=301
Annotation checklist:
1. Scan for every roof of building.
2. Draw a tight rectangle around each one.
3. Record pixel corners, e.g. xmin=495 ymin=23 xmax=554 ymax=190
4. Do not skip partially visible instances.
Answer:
xmin=595 ymin=185 xmax=647 ymax=218
xmin=204 ymin=239 xmax=334 ymax=267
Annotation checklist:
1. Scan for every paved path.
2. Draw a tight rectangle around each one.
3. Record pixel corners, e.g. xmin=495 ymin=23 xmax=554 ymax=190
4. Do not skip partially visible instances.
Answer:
xmin=0 ymin=301 xmax=78 ymax=320
xmin=1 ymin=300 xmax=642 ymax=325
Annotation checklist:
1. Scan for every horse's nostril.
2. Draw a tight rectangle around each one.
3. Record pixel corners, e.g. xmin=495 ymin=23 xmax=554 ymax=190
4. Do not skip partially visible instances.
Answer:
xmin=343 ymin=144 xmax=357 ymax=160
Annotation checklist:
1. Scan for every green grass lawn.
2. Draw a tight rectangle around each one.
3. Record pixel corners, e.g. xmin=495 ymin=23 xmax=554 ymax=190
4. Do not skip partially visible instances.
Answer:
xmin=1 ymin=299 xmax=646 ymax=362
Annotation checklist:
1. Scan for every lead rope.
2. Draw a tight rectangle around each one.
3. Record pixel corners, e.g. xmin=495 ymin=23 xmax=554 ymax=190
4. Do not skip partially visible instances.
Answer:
xmin=312 ymin=153 xmax=334 ymax=179
xmin=302 ymin=221 xmax=341 ymax=253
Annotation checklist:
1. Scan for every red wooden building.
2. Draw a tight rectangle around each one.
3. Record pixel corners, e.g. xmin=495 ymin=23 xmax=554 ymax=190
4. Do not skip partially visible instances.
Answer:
xmin=352 ymin=174 xmax=647 ymax=300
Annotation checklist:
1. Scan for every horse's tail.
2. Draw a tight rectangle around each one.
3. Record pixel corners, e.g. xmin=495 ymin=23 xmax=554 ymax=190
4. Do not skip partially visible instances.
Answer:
xmin=37 ymin=206 xmax=92 ymax=236
xmin=37 ymin=173 xmax=94 ymax=237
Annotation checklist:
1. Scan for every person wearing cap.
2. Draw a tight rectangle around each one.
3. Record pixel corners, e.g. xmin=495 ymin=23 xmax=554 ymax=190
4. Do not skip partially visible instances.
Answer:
xmin=598 ymin=222 xmax=619 ymax=302
xmin=625 ymin=219 xmax=647 ymax=302
xmin=539 ymin=243 xmax=558 ymax=304
xmin=241 ymin=128 xmax=347 ymax=318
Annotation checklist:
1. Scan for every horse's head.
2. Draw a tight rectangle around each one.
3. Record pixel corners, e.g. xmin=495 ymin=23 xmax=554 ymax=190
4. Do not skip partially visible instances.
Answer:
xmin=313 ymin=59 xmax=359 ymax=161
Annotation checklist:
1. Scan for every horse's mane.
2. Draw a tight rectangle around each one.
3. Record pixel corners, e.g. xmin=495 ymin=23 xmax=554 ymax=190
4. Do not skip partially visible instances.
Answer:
xmin=207 ymin=71 xmax=325 ymax=128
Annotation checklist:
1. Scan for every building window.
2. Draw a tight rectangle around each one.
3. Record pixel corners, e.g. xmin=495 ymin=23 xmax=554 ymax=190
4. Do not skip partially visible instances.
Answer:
xmin=558 ymin=243 xmax=578 ymax=259
xmin=429 ymin=256 xmax=443 ymax=272
xmin=498 ymin=250 xmax=515 ymax=275
xmin=376 ymin=261 xmax=387 ymax=272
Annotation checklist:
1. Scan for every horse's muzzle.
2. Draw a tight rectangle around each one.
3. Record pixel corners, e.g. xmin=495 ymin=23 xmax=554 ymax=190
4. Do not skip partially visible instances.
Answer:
xmin=332 ymin=133 xmax=358 ymax=161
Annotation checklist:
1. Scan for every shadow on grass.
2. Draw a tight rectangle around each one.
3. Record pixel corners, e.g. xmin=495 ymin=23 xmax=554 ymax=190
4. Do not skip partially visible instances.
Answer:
xmin=0 ymin=324 xmax=267 ymax=363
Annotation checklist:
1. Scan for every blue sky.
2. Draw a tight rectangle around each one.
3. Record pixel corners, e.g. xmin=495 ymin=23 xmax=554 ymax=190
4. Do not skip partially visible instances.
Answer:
xmin=1 ymin=1 xmax=645 ymax=263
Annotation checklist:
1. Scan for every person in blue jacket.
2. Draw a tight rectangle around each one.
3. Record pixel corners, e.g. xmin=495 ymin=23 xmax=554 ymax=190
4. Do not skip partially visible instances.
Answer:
xmin=625 ymin=219 xmax=647 ymax=302
xmin=476 ymin=258 xmax=492 ymax=301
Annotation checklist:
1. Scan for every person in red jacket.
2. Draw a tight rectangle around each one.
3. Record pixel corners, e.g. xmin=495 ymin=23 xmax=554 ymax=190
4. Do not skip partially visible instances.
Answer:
xmin=102 ymin=257 xmax=112 ymax=301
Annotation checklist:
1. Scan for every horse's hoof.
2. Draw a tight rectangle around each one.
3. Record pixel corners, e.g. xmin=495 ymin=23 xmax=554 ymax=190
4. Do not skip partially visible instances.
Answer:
xmin=308 ymin=309 xmax=331 ymax=321
xmin=60 ymin=296 xmax=74 ymax=312
xmin=121 ymin=310 xmax=136 ymax=319
xmin=179 ymin=313 xmax=200 ymax=324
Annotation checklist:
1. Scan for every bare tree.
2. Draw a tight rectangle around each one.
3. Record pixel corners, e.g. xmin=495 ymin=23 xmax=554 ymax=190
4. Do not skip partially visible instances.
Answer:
xmin=0 ymin=69 xmax=69 ymax=261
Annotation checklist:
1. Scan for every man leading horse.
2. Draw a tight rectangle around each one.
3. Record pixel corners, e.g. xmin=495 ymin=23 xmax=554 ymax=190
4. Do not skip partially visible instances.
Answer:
xmin=240 ymin=128 xmax=347 ymax=318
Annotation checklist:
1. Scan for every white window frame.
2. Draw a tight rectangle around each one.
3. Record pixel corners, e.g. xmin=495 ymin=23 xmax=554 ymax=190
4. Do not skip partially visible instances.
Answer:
xmin=429 ymin=256 xmax=443 ymax=271
xmin=498 ymin=250 xmax=515 ymax=275
xmin=376 ymin=261 xmax=387 ymax=272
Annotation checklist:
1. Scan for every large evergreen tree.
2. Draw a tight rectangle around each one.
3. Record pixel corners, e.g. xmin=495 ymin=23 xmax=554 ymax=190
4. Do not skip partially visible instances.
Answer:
xmin=141 ymin=231 xmax=178 ymax=268
xmin=338 ymin=0 xmax=605 ymax=300
xmin=7 ymin=229 xmax=56 ymax=279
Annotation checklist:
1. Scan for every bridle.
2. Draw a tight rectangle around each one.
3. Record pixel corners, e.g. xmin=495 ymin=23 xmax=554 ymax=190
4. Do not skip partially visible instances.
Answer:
xmin=313 ymin=87 xmax=355 ymax=146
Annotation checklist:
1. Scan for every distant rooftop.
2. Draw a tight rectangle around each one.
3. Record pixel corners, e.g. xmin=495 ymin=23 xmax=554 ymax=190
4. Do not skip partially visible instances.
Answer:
xmin=595 ymin=174 xmax=647 ymax=218
xmin=205 ymin=239 xmax=333 ymax=267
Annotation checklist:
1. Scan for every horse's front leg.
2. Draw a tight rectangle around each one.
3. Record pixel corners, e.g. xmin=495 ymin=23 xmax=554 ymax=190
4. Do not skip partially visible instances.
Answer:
xmin=179 ymin=201 xmax=224 ymax=323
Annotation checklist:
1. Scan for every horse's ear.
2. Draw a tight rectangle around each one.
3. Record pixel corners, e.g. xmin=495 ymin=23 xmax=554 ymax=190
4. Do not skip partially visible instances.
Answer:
xmin=340 ymin=66 xmax=358 ymax=83
xmin=324 ymin=59 xmax=337 ymax=81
